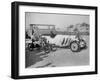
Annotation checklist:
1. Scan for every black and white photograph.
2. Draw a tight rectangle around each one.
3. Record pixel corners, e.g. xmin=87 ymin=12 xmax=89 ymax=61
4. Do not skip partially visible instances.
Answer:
xmin=11 ymin=1 xmax=97 ymax=79
xmin=25 ymin=12 xmax=89 ymax=68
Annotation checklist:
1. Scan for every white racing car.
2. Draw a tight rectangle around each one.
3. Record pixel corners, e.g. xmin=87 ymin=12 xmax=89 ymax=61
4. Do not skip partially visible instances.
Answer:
xmin=42 ymin=34 xmax=87 ymax=52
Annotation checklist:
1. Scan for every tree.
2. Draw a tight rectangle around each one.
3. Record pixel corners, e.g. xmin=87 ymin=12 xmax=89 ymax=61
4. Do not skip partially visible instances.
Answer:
xmin=73 ymin=28 xmax=79 ymax=32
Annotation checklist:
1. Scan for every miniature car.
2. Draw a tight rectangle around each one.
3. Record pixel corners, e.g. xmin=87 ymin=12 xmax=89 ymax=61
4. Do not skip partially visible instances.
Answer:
xmin=26 ymin=37 xmax=57 ymax=53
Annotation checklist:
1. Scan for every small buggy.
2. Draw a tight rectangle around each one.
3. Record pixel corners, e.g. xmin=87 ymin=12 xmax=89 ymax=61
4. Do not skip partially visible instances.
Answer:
xmin=27 ymin=37 xmax=57 ymax=53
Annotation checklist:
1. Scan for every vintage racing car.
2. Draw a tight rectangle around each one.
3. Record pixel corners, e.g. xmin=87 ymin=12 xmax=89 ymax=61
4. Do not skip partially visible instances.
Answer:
xmin=42 ymin=34 xmax=87 ymax=52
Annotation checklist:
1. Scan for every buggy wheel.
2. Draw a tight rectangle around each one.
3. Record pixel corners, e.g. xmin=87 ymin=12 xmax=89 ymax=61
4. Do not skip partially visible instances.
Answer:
xmin=28 ymin=43 xmax=33 ymax=51
xmin=70 ymin=41 xmax=80 ymax=52
xmin=44 ymin=45 xmax=51 ymax=53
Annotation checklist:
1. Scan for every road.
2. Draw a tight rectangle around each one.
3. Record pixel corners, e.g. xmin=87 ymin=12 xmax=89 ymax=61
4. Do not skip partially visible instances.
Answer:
xmin=26 ymin=36 xmax=89 ymax=68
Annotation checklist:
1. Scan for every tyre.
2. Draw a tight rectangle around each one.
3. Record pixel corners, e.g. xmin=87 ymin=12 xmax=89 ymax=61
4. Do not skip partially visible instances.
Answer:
xmin=70 ymin=41 xmax=80 ymax=52
xmin=44 ymin=45 xmax=51 ymax=53
xmin=28 ymin=43 xmax=33 ymax=51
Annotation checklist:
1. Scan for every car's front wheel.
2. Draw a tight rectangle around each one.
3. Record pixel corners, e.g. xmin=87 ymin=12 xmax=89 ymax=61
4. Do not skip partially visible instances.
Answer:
xmin=70 ymin=41 xmax=80 ymax=52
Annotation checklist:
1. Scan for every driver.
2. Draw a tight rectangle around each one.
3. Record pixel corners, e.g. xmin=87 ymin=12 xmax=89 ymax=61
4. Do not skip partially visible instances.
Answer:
xmin=31 ymin=34 xmax=35 ymax=42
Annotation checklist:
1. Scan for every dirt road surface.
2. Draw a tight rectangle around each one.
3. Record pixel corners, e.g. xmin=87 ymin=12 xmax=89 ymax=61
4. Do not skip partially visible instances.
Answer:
xmin=26 ymin=36 xmax=89 ymax=68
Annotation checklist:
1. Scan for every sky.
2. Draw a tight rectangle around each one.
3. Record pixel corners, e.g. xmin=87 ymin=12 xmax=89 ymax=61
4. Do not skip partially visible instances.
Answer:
xmin=25 ymin=12 xmax=89 ymax=30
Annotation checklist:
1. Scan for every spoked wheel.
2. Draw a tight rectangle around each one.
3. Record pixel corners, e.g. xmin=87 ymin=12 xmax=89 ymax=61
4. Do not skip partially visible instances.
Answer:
xmin=28 ymin=43 xmax=33 ymax=51
xmin=70 ymin=41 xmax=80 ymax=52
xmin=44 ymin=45 xmax=51 ymax=53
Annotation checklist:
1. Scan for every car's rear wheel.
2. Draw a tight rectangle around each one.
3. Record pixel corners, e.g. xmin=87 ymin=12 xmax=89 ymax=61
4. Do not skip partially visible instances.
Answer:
xmin=70 ymin=41 xmax=80 ymax=52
